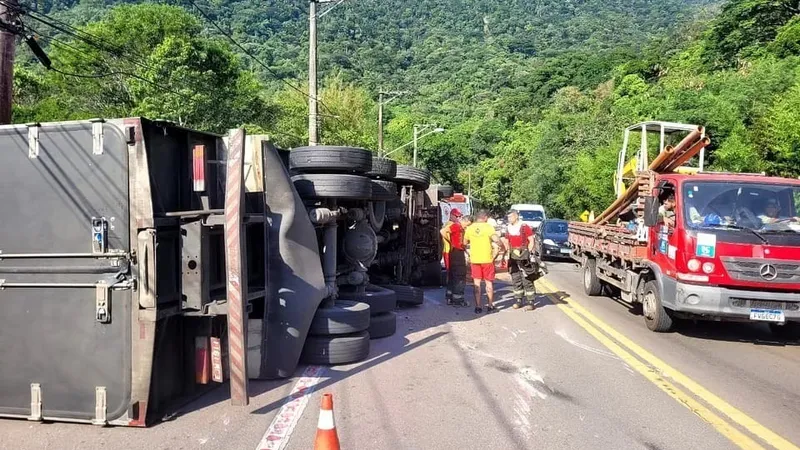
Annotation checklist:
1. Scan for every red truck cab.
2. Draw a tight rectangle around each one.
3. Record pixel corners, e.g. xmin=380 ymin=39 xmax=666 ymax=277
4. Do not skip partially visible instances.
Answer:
xmin=643 ymin=173 xmax=800 ymax=332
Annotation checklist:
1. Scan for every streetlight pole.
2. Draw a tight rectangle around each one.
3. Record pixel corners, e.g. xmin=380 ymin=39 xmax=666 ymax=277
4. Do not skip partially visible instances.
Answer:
xmin=412 ymin=125 xmax=419 ymax=167
xmin=377 ymin=90 xmax=405 ymax=156
xmin=378 ymin=91 xmax=384 ymax=153
xmin=308 ymin=0 xmax=319 ymax=146
xmin=384 ymin=124 xmax=444 ymax=162
xmin=412 ymin=123 xmax=442 ymax=167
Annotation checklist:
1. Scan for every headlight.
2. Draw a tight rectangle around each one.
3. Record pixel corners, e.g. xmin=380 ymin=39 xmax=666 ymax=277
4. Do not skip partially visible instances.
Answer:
xmin=687 ymin=259 xmax=701 ymax=272
xmin=702 ymin=262 xmax=716 ymax=274
xmin=543 ymin=239 xmax=556 ymax=246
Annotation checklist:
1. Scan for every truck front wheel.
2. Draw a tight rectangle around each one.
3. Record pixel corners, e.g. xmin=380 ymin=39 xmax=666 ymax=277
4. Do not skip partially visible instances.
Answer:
xmin=582 ymin=258 xmax=602 ymax=296
xmin=642 ymin=280 xmax=673 ymax=332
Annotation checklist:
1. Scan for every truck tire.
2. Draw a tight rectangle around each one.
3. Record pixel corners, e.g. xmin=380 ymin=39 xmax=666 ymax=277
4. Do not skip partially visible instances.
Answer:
xmin=368 ymin=312 xmax=397 ymax=339
xmin=582 ymin=258 xmax=603 ymax=296
xmin=340 ymin=285 xmax=397 ymax=314
xmin=292 ymin=174 xmax=372 ymax=200
xmin=366 ymin=157 xmax=397 ymax=179
xmin=381 ymin=284 xmax=424 ymax=306
xmin=394 ymin=165 xmax=431 ymax=190
xmin=642 ymin=280 xmax=673 ymax=332
xmin=368 ymin=201 xmax=386 ymax=231
xmin=301 ymin=331 xmax=370 ymax=365
xmin=289 ymin=146 xmax=372 ymax=174
xmin=309 ymin=300 xmax=371 ymax=336
xmin=371 ymin=179 xmax=398 ymax=201
xmin=769 ymin=322 xmax=800 ymax=341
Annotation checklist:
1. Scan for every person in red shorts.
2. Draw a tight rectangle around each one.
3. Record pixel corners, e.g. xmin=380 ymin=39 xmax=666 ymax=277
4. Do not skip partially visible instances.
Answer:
xmin=465 ymin=210 xmax=505 ymax=314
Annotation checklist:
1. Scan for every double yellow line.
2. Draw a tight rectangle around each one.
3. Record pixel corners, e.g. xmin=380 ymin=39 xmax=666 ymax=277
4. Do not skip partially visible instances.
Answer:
xmin=537 ymin=278 xmax=798 ymax=450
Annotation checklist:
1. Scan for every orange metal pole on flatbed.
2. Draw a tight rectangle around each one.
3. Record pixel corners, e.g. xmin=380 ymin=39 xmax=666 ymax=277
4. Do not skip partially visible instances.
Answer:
xmin=665 ymin=137 xmax=710 ymax=172
xmin=654 ymin=126 xmax=703 ymax=171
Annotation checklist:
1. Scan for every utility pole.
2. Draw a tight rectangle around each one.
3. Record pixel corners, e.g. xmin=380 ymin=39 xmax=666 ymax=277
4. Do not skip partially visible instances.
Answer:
xmin=0 ymin=0 xmax=19 ymax=125
xmin=308 ymin=0 xmax=319 ymax=146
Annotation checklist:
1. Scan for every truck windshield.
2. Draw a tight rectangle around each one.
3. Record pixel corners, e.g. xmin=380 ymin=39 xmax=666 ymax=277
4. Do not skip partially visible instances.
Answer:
xmin=682 ymin=181 xmax=800 ymax=233
xmin=519 ymin=210 xmax=544 ymax=221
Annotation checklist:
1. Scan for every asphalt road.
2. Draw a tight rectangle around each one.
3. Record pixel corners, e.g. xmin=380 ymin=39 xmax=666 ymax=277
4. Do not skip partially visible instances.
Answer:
xmin=1 ymin=262 xmax=798 ymax=450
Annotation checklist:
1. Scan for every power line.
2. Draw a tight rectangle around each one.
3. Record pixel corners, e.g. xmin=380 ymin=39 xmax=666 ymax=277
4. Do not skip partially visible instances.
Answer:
xmin=182 ymin=0 xmax=341 ymax=120
xmin=26 ymin=25 xmax=194 ymax=99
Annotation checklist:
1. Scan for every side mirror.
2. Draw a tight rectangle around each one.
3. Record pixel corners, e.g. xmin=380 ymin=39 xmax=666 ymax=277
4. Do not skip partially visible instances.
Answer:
xmin=643 ymin=196 xmax=659 ymax=227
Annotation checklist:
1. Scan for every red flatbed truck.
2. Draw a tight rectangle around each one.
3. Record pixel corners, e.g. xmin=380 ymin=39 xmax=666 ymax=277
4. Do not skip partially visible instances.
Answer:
xmin=569 ymin=122 xmax=800 ymax=336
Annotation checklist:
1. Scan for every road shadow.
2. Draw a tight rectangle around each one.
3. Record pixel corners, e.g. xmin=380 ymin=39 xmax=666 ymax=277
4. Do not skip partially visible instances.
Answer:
xmin=673 ymin=320 xmax=800 ymax=347
xmin=545 ymin=263 xmax=800 ymax=347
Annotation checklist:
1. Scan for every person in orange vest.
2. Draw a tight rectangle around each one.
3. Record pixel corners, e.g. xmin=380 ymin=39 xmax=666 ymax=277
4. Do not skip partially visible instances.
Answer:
xmin=441 ymin=209 xmax=463 ymax=304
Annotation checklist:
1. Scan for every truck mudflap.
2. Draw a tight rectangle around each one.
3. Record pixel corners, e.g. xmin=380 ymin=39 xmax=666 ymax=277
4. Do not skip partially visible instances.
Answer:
xmin=260 ymin=142 xmax=326 ymax=378
xmin=0 ymin=121 xmax=132 ymax=423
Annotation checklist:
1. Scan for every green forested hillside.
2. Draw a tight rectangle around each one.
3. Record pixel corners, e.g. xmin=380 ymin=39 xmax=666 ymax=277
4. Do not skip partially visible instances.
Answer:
xmin=12 ymin=0 xmax=800 ymax=217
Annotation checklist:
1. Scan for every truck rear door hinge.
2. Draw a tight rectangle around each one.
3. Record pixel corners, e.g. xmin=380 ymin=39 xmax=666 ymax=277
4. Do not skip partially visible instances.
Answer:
xmin=28 ymin=383 xmax=42 ymax=421
xmin=92 ymin=387 xmax=107 ymax=426
xmin=96 ymin=282 xmax=111 ymax=323
xmin=91 ymin=119 xmax=105 ymax=155
xmin=27 ymin=123 xmax=40 ymax=159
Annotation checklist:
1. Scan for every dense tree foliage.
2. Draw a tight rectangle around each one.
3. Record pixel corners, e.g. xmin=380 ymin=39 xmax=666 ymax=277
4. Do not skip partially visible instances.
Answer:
xmin=11 ymin=0 xmax=800 ymax=219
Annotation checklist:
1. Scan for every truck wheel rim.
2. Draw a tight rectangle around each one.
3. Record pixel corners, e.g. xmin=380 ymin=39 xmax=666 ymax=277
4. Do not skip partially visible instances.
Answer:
xmin=643 ymin=291 xmax=656 ymax=320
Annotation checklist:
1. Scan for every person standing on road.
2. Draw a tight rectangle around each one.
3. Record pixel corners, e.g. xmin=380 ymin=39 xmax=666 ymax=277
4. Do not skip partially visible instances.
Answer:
xmin=465 ymin=210 xmax=505 ymax=314
xmin=505 ymin=209 xmax=536 ymax=311
xmin=441 ymin=209 xmax=457 ymax=302
xmin=441 ymin=209 xmax=466 ymax=305
xmin=446 ymin=212 xmax=469 ymax=306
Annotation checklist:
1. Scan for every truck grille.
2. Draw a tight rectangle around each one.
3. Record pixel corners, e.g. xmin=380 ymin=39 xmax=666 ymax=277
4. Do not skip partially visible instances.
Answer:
xmin=730 ymin=298 xmax=800 ymax=311
xmin=721 ymin=257 xmax=800 ymax=284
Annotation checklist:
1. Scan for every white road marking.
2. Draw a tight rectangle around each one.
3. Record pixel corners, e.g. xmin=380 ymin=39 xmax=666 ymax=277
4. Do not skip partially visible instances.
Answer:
xmin=255 ymin=365 xmax=326 ymax=450
xmin=555 ymin=328 xmax=619 ymax=360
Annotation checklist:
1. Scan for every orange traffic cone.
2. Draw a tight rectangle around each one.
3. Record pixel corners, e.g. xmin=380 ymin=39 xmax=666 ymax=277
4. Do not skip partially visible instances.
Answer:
xmin=313 ymin=393 xmax=340 ymax=450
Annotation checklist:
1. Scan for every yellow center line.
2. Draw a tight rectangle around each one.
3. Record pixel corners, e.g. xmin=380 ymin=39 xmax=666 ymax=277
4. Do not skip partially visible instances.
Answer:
xmin=555 ymin=300 xmax=764 ymax=450
xmin=538 ymin=277 xmax=799 ymax=450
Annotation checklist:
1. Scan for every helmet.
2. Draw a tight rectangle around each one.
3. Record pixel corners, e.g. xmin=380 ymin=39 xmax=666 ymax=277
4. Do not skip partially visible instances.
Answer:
xmin=703 ymin=214 xmax=721 ymax=226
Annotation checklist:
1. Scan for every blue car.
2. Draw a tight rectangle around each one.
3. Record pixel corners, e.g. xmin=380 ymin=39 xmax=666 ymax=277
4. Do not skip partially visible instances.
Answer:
xmin=535 ymin=219 xmax=572 ymax=260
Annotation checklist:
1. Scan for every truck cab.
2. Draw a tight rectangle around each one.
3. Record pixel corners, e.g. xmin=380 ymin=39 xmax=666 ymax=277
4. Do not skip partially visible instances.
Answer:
xmin=645 ymin=173 xmax=800 ymax=332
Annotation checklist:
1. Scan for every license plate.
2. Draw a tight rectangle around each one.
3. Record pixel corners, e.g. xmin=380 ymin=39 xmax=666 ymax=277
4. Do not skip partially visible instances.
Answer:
xmin=560 ymin=248 xmax=571 ymax=254
xmin=749 ymin=309 xmax=785 ymax=323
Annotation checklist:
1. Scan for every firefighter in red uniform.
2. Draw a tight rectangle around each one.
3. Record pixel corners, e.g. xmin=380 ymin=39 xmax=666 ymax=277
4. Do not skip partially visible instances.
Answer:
xmin=441 ymin=209 xmax=465 ymax=305
xmin=504 ymin=209 xmax=537 ymax=310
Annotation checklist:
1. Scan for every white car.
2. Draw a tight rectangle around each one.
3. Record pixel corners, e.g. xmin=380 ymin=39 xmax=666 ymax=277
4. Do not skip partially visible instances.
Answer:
xmin=510 ymin=204 xmax=546 ymax=229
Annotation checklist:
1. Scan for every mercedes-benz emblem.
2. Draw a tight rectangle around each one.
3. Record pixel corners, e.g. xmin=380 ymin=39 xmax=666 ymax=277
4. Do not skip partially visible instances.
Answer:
xmin=759 ymin=264 xmax=778 ymax=281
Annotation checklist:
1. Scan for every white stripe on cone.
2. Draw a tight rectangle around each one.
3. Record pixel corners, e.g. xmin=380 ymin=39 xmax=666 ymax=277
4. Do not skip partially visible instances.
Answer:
xmin=317 ymin=409 xmax=335 ymax=430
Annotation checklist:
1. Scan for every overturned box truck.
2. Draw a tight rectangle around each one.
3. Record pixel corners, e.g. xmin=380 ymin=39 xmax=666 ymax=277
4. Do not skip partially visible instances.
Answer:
xmin=0 ymin=118 xmax=443 ymax=426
